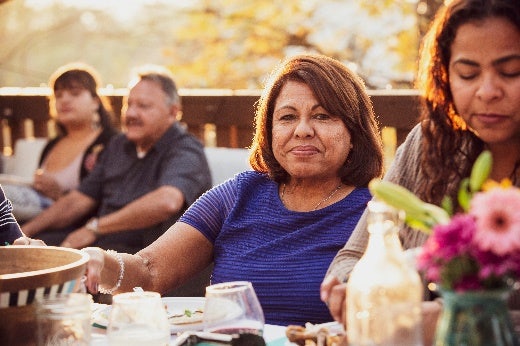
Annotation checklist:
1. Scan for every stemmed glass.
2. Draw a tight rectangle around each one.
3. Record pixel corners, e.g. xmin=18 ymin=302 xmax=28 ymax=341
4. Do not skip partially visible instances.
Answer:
xmin=106 ymin=291 xmax=170 ymax=346
xmin=203 ymin=281 xmax=265 ymax=336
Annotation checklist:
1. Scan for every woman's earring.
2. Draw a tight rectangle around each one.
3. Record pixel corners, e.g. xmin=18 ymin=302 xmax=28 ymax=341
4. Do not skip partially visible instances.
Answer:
xmin=92 ymin=111 xmax=101 ymax=129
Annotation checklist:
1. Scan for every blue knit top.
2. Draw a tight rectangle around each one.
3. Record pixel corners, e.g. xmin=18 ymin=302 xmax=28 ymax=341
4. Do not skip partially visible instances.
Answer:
xmin=180 ymin=171 xmax=371 ymax=326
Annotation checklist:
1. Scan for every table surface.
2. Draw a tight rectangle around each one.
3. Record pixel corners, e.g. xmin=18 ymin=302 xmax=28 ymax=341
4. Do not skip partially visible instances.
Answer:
xmin=90 ymin=301 xmax=295 ymax=345
xmin=90 ymin=302 xmax=519 ymax=345
xmin=91 ymin=323 xmax=292 ymax=345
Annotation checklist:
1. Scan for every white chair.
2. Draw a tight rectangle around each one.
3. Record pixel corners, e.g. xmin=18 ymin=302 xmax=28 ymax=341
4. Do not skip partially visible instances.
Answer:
xmin=203 ymin=147 xmax=251 ymax=186
xmin=0 ymin=138 xmax=48 ymax=184
xmin=0 ymin=138 xmax=48 ymax=222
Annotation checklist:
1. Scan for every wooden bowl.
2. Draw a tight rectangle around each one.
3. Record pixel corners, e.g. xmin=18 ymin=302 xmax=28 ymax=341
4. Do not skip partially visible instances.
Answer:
xmin=0 ymin=246 xmax=89 ymax=345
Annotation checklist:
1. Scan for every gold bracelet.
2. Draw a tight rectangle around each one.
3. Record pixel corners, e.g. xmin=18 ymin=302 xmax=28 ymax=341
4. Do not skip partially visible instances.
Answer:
xmin=99 ymin=250 xmax=124 ymax=295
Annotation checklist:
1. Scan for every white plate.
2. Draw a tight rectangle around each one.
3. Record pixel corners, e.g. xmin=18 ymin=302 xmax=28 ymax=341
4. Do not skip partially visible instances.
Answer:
xmin=92 ymin=297 xmax=207 ymax=334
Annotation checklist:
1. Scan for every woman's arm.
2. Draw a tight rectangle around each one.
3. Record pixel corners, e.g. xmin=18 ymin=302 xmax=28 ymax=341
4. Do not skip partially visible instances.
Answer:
xmin=83 ymin=222 xmax=213 ymax=295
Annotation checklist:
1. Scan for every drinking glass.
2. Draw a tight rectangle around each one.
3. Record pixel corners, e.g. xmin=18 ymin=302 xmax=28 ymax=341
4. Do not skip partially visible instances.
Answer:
xmin=203 ymin=281 xmax=265 ymax=336
xmin=35 ymin=293 xmax=92 ymax=346
xmin=107 ymin=291 xmax=170 ymax=346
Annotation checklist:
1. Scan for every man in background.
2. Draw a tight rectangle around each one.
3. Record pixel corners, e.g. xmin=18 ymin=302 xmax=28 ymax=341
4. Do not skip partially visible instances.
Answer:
xmin=22 ymin=65 xmax=212 ymax=254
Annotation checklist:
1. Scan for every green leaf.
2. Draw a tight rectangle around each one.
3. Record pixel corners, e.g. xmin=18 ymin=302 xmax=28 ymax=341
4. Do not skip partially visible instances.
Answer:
xmin=469 ymin=150 xmax=492 ymax=192
xmin=441 ymin=196 xmax=453 ymax=216
xmin=405 ymin=218 xmax=432 ymax=235
xmin=457 ymin=178 xmax=471 ymax=212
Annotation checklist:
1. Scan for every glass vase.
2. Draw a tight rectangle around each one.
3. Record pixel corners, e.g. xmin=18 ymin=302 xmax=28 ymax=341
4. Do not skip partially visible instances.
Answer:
xmin=347 ymin=200 xmax=423 ymax=345
xmin=434 ymin=289 xmax=519 ymax=346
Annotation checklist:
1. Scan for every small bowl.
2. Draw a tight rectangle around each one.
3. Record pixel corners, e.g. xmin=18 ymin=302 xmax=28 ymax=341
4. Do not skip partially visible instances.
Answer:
xmin=0 ymin=246 xmax=89 ymax=345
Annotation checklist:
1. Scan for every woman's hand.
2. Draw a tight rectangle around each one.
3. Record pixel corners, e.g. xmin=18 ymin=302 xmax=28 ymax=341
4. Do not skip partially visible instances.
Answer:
xmin=81 ymin=247 xmax=105 ymax=294
xmin=33 ymin=169 xmax=64 ymax=201
xmin=320 ymin=274 xmax=347 ymax=325
xmin=12 ymin=236 xmax=46 ymax=246
xmin=60 ymin=227 xmax=96 ymax=249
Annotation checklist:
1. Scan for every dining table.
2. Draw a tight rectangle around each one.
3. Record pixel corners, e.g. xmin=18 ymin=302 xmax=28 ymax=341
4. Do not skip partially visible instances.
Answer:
xmin=90 ymin=300 xmax=520 ymax=345
xmin=90 ymin=301 xmax=296 ymax=346
xmin=91 ymin=322 xmax=292 ymax=345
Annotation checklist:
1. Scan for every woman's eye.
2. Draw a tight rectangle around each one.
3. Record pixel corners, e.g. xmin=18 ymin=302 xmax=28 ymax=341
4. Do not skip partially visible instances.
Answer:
xmin=457 ymin=72 xmax=477 ymax=80
xmin=501 ymin=70 xmax=520 ymax=78
xmin=452 ymin=65 xmax=478 ymax=80
xmin=497 ymin=59 xmax=520 ymax=78
xmin=278 ymin=113 xmax=296 ymax=121
xmin=314 ymin=113 xmax=332 ymax=120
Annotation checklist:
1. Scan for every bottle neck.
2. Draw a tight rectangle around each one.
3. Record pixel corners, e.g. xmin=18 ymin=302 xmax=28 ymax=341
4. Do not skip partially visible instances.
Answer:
xmin=366 ymin=223 xmax=404 ymax=255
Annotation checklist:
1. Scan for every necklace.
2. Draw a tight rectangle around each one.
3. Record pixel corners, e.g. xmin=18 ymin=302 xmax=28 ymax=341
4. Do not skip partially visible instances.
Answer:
xmin=281 ymin=183 xmax=343 ymax=210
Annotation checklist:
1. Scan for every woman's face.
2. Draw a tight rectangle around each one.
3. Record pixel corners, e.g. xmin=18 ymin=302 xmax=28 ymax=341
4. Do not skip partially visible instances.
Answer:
xmin=54 ymin=85 xmax=99 ymax=127
xmin=449 ymin=17 xmax=520 ymax=148
xmin=271 ymin=80 xmax=352 ymax=181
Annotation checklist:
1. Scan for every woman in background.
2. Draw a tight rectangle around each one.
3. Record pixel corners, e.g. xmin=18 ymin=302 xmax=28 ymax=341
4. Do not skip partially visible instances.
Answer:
xmin=4 ymin=62 xmax=118 ymax=222
xmin=321 ymin=0 xmax=520 ymax=342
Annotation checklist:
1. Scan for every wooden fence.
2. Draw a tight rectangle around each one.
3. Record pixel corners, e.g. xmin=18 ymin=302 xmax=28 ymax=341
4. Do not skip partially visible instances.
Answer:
xmin=0 ymin=88 xmax=421 ymax=156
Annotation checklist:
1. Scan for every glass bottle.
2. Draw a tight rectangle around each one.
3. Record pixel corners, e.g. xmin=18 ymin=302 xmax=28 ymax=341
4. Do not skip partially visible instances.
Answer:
xmin=347 ymin=200 xmax=423 ymax=346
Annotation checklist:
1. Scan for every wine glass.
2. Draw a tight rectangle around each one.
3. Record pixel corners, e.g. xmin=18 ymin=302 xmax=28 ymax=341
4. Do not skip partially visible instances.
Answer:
xmin=203 ymin=281 xmax=265 ymax=336
xmin=106 ymin=291 xmax=170 ymax=346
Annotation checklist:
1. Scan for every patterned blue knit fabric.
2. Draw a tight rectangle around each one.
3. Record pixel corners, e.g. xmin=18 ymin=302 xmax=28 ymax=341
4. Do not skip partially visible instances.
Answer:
xmin=180 ymin=171 xmax=371 ymax=326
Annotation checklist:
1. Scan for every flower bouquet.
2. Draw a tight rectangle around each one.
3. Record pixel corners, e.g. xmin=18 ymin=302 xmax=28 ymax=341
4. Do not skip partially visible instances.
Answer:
xmin=369 ymin=151 xmax=520 ymax=345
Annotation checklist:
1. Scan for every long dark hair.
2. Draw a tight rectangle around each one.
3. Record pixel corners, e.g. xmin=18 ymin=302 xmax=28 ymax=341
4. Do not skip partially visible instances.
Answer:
xmin=415 ymin=0 xmax=520 ymax=204
xmin=48 ymin=62 xmax=115 ymax=134
xmin=249 ymin=53 xmax=384 ymax=187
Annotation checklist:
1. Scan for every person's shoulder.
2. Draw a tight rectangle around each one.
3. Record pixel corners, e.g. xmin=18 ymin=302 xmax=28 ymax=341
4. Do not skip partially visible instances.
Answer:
xmin=99 ymin=126 xmax=119 ymax=141
xmin=336 ymin=186 xmax=371 ymax=209
xmin=403 ymin=123 xmax=423 ymax=146
xmin=163 ymin=124 xmax=204 ymax=148
xmin=90 ymin=127 xmax=119 ymax=151
xmin=110 ymin=132 xmax=130 ymax=144
xmin=235 ymin=170 xmax=269 ymax=184
xmin=231 ymin=171 xmax=273 ymax=195
xmin=99 ymin=132 xmax=131 ymax=154
xmin=391 ymin=123 xmax=423 ymax=164
xmin=351 ymin=186 xmax=370 ymax=198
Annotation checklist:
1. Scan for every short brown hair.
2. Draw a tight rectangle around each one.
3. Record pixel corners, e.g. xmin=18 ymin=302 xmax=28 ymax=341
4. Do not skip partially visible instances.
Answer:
xmin=249 ymin=53 xmax=384 ymax=187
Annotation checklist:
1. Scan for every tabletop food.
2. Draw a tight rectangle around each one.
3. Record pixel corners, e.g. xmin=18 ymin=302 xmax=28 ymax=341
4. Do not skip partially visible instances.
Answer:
xmin=285 ymin=323 xmax=347 ymax=346
xmin=168 ymin=308 xmax=204 ymax=325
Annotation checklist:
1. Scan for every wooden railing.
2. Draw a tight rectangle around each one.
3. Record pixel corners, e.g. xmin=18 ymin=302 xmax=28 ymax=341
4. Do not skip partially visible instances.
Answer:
xmin=0 ymin=88 xmax=421 ymax=156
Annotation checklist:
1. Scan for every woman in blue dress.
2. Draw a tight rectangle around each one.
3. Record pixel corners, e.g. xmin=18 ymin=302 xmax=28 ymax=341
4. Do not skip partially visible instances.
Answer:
xmin=82 ymin=53 xmax=384 ymax=326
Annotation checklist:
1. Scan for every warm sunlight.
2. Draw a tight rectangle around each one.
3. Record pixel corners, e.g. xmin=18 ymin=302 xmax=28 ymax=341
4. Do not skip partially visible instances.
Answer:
xmin=25 ymin=0 xmax=190 ymax=20
xmin=3 ymin=0 xmax=432 ymax=89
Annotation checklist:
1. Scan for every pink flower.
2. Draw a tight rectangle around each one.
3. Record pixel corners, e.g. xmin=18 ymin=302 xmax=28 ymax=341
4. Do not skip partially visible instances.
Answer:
xmin=430 ymin=214 xmax=476 ymax=259
xmin=417 ymin=238 xmax=442 ymax=282
xmin=84 ymin=144 xmax=104 ymax=172
xmin=470 ymin=188 xmax=520 ymax=256
xmin=475 ymin=250 xmax=509 ymax=280
xmin=388 ymin=151 xmax=520 ymax=291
